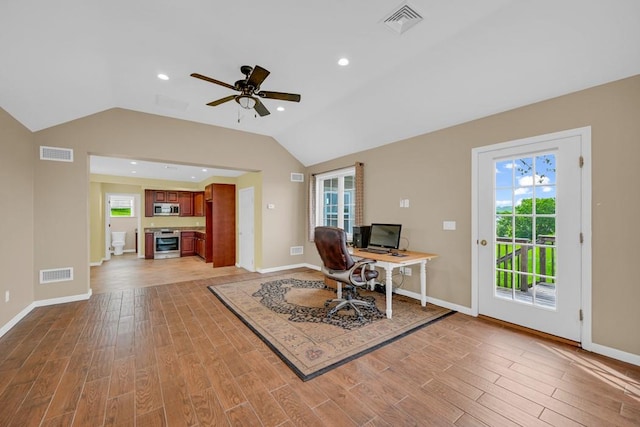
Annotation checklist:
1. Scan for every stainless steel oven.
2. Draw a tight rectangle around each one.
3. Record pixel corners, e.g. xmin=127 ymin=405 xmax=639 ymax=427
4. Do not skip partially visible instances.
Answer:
xmin=153 ymin=229 xmax=180 ymax=259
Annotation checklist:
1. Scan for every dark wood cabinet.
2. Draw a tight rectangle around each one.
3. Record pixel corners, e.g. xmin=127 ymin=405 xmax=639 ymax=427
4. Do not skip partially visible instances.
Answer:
xmin=153 ymin=190 xmax=179 ymax=203
xmin=179 ymin=192 xmax=193 ymax=216
xmin=195 ymin=232 xmax=206 ymax=259
xmin=145 ymin=189 xmax=206 ymax=217
xmin=207 ymin=183 xmax=236 ymax=267
xmin=144 ymin=232 xmax=154 ymax=259
xmin=180 ymin=231 xmax=195 ymax=256
xmin=144 ymin=190 xmax=154 ymax=217
xmin=193 ymin=191 xmax=205 ymax=217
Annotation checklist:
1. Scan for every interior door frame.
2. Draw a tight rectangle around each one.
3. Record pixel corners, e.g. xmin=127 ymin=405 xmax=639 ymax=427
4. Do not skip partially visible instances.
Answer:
xmin=238 ymin=187 xmax=255 ymax=272
xmin=104 ymin=192 xmax=142 ymax=261
xmin=471 ymin=126 xmax=592 ymax=350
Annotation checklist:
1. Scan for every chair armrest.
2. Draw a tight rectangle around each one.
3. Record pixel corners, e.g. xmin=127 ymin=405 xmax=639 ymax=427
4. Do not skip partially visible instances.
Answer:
xmin=350 ymin=258 xmax=377 ymax=283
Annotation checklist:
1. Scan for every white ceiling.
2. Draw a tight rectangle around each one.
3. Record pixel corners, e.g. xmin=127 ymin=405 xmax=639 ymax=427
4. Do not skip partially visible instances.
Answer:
xmin=90 ymin=156 xmax=246 ymax=182
xmin=2 ymin=0 xmax=640 ymax=168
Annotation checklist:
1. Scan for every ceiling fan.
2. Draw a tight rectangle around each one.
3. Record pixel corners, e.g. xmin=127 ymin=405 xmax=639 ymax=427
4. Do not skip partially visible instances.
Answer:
xmin=191 ymin=65 xmax=301 ymax=117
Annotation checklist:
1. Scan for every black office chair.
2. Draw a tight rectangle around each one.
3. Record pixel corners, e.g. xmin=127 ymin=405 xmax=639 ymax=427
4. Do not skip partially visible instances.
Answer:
xmin=314 ymin=226 xmax=380 ymax=319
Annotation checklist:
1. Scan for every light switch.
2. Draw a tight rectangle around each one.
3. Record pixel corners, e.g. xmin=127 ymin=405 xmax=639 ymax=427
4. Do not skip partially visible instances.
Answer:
xmin=267 ymin=203 xmax=275 ymax=209
xmin=443 ymin=221 xmax=456 ymax=231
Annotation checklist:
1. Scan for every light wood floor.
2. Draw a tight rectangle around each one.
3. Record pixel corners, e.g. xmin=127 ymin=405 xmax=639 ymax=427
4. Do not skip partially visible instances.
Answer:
xmin=1 ymin=256 xmax=639 ymax=426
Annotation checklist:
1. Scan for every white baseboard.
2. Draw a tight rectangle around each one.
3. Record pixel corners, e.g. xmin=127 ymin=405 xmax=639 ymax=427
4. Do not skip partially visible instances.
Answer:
xmin=393 ymin=288 xmax=474 ymax=315
xmin=586 ymin=342 xmax=640 ymax=367
xmin=0 ymin=303 xmax=36 ymax=338
xmin=0 ymin=289 xmax=93 ymax=339
xmin=257 ymin=263 xmax=318 ymax=273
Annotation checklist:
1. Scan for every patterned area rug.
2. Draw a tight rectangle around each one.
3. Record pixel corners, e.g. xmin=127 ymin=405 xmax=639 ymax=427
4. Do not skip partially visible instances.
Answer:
xmin=207 ymin=271 xmax=453 ymax=381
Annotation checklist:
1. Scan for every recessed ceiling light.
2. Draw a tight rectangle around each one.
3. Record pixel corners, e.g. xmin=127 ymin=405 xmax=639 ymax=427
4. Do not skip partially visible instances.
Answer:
xmin=191 ymin=176 xmax=196 ymax=179
xmin=131 ymin=171 xmax=137 ymax=174
xmin=277 ymin=106 xmax=285 ymax=112
xmin=202 ymin=168 xmax=208 ymax=172
xmin=338 ymin=58 xmax=349 ymax=66
xmin=157 ymin=73 xmax=169 ymax=80
xmin=130 ymin=161 xmax=137 ymax=165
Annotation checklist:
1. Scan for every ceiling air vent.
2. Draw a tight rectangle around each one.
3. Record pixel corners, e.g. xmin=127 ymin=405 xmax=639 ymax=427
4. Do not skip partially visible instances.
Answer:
xmin=40 ymin=146 xmax=73 ymax=162
xmin=290 ymin=173 xmax=304 ymax=182
xmin=40 ymin=267 xmax=74 ymax=284
xmin=381 ymin=2 xmax=423 ymax=34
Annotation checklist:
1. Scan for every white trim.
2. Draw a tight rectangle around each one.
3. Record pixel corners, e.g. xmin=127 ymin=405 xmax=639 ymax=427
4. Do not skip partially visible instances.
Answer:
xmin=257 ymin=263 xmax=319 ymax=274
xmin=471 ymin=126 xmax=592 ymax=345
xmin=0 ymin=289 xmax=92 ymax=339
xmin=0 ymin=303 xmax=36 ymax=338
xmin=587 ymin=343 xmax=640 ymax=367
xmin=394 ymin=288 xmax=474 ymax=315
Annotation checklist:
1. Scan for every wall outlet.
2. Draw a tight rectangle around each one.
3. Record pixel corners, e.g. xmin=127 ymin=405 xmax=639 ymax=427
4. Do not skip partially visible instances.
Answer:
xmin=402 ymin=267 xmax=412 ymax=276
xmin=443 ymin=221 xmax=456 ymax=230
xmin=196 ymin=221 xmax=200 ymax=226
xmin=5 ymin=291 xmax=9 ymax=303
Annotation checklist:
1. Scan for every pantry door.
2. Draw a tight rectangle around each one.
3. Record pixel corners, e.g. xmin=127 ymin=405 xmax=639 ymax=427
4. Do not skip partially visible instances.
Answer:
xmin=474 ymin=128 xmax=590 ymax=342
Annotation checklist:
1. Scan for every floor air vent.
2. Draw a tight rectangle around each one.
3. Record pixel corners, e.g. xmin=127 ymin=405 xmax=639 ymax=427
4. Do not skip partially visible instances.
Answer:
xmin=40 ymin=267 xmax=74 ymax=284
xmin=40 ymin=146 xmax=74 ymax=162
xmin=290 ymin=246 xmax=304 ymax=256
xmin=382 ymin=2 xmax=423 ymax=34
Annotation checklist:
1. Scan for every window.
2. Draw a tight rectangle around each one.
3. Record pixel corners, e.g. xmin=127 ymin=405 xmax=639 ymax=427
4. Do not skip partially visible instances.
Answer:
xmin=110 ymin=195 xmax=135 ymax=217
xmin=315 ymin=167 xmax=355 ymax=236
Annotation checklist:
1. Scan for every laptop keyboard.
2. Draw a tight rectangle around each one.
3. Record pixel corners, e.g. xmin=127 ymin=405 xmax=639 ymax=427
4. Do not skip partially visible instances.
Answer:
xmin=362 ymin=248 xmax=389 ymax=254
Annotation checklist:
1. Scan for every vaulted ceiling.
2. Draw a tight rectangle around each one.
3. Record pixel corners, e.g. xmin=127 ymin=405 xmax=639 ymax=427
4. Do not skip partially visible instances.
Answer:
xmin=2 ymin=0 xmax=639 ymax=167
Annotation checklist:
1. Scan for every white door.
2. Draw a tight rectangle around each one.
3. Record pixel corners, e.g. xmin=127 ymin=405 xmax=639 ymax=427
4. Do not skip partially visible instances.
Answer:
xmin=475 ymin=128 xmax=589 ymax=342
xmin=238 ymin=187 xmax=255 ymax=271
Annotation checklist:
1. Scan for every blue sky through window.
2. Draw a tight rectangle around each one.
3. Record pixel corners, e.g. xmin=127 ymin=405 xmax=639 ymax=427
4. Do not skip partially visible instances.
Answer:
xmin=495 ymin=154 xmax=556 ymax=212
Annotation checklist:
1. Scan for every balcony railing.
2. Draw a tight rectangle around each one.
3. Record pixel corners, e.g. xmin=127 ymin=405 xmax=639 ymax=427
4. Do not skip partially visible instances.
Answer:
xmin=495 ymin=235 xmax=556 ymax=293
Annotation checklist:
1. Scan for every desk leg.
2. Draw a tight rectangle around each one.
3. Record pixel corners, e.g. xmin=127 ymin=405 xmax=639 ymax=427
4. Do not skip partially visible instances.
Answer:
xmin=385 ymin=267 xmax=393 ymax=319
xmin=420 ymin=260 xmax=427 ymax=307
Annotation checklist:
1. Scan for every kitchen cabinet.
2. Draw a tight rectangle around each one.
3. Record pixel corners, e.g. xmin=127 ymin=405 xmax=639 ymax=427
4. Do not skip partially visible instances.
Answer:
xmin=193 ymin=192 xmax=205 ymax=217
xmin=154 ymin=190 xmax=178 ymax=203
xmin=207 ymin=183 xmax=236 ymax=267
xmin=195 ymin=232 xmax=206 ymax=259
xmin=181 ymin=231 xmax=195 ymax=256
xmin=144 ymin=190 xmax=154 ymax=217
xmin=144 ymin=232 xmax=154 ymax=259
xmin=179 ymin=192 xmax=193 ymax=216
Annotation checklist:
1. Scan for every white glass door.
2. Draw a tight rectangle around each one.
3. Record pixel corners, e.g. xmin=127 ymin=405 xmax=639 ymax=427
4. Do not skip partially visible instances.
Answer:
xmin=477 ymin=132 xmax=584 ymax=341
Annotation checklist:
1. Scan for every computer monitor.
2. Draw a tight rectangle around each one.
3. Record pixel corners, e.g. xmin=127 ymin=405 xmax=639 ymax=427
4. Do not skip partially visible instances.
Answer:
xmin=368 ymin=223 xmax=402 ymax=250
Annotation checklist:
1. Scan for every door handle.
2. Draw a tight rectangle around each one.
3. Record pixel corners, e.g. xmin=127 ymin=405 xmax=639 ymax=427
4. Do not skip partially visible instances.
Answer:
xmin=480 ymin=239 xmax=487 ymax=246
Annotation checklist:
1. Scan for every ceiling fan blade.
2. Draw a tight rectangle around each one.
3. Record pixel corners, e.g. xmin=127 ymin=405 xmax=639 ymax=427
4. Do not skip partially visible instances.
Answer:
xmin=258 ymin=91 xmax=301 ymax=102
xmin=253 ymin=98 xmax=271 ymax=116
xmin=190 ymin=73 xmax=236 ymax=91
xmin=206 ymin=95 xmax=236 ymax=107
xmin=246 ymin=65 xmax=270 ymax=89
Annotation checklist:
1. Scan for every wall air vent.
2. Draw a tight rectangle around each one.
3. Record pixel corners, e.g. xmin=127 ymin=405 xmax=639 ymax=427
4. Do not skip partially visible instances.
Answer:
xmin=290 ymin=246 xmax=304 ymax=256
xmin=40 ymin=267 xmax=74 ymax=284
xmin=40 ymin=146 xmax=74 ymax=162
xmin=290 ymin=173 xmax=304 ymax=182
xmin=381 ymin=2 xmax=423 ymax=34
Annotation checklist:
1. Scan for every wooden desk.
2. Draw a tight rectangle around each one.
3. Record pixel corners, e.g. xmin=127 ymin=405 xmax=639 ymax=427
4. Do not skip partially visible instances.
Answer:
xmin=351 ymin=249 xmax=438 ymax=319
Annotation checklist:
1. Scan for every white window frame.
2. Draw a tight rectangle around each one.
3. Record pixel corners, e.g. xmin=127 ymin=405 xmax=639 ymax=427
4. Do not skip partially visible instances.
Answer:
xmin=109 ymin=195 xmax=136 ymax=218
xmin=315 ymin=166 xmax=355 ymax=238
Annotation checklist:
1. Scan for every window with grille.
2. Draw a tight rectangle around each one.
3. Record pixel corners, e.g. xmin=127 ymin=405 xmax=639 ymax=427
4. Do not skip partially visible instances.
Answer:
xmin=110 ymin=195 xmax=135 ymax=217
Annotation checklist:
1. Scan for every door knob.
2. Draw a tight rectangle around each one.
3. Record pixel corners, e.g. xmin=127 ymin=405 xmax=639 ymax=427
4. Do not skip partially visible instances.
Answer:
xmin=480 ymin=239 xmax=487 ymax=246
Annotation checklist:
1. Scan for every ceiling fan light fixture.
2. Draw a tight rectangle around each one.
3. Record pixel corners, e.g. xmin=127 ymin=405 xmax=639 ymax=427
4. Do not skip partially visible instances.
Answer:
xmin=237 ymin=95 xmax=256 ymax=109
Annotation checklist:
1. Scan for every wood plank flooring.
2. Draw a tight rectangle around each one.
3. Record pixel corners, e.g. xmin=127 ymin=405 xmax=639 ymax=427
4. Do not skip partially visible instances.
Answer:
xmin=0 ymin=255 xmax=638 ymax=426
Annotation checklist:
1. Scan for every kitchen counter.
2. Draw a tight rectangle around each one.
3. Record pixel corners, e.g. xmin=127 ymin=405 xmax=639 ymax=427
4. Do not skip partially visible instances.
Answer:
xmin=143 ymin=226 xmax=205 ymax=233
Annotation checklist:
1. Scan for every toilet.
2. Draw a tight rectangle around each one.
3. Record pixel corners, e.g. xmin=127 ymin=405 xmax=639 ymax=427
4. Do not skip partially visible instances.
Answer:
xmin=111 ymin=231 xmax=126 ymax=255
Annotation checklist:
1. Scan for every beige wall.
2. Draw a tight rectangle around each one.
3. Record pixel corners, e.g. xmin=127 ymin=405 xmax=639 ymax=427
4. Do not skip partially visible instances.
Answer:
xmin=32 ymin=108 xmax=306 ymax=301
xmin=306 ymin=74 xmax=640 ymax=356
xmin=0 ymin=109 xmax=35 ymax=328
xmin=2 ymin=74 xmax=639 ymax=359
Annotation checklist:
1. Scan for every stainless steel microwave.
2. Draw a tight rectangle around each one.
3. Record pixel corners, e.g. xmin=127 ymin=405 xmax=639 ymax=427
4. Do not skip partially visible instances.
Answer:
xmin=154 ymin=203 xmax=180 ymax=216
